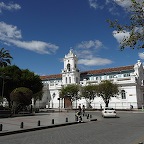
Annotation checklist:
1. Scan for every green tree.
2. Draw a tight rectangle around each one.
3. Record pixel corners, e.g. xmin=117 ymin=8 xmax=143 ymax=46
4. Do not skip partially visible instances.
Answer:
xmin=96 ymin=80 xmax=119 ymax=107
xmin=20 ymin=69 xmax=43 ymax=105
xmin=107 ymin=0 xmax=144 ymax=49
xmin=60 ymin=84 xmax=80 ymax=108
xmin=0 ymin=65 xmax=22 ymax=103
xmin=0 ymin=65 xmax=43 ymax=107
xmin=0 ymin=48 xmax=13 ymax=104
xmin=32 ymin=90 xmax=43 ymax=105
xmin=0 ymin=48 xmax=13 ymax=67
xmin=10 ymin=87 xmax=33 ymax=113
xmin=81 ymin=85 xmax=97 ymax=108
xmin=10 ymin=87 xmax=33 ymax=105
xmin=20 ymin=69 xmax=43 ymax=94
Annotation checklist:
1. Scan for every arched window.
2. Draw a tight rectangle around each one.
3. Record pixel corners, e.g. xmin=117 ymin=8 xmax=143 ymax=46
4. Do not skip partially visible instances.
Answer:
xmin=121 ymin=90 xmax=126 ymax=99
xmin=67 ymin=63 xmax=70 ymax=71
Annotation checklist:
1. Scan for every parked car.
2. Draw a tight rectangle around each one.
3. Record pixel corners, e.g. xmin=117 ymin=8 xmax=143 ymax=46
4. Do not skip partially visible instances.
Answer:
xmin=102 ymin=107 xmax=116 ymax=118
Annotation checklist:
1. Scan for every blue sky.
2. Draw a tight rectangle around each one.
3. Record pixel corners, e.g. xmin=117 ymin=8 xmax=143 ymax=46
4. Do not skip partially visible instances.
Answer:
xmin=0 ymin=0 xmax=143 ymax=75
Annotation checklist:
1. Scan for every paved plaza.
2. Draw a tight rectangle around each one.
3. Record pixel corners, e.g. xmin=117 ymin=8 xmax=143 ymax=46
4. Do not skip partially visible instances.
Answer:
xmin=0 ymin=111 xmax=144 ymax=144
xmin=0 ymin=111 xmax=96 ymax=136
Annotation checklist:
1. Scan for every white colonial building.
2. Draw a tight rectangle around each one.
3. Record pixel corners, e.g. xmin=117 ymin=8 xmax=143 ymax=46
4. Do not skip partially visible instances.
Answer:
xmin=38 ymin=49 xmax=144 ymax=109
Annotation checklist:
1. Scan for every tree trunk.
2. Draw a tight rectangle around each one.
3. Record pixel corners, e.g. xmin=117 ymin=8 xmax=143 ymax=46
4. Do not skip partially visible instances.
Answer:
xmin=105 ymin=100 xmax=109 ymax=107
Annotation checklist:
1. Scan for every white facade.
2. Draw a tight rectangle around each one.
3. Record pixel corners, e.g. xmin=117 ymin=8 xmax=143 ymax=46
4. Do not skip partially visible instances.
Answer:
xmin=38 ymin=50 xmax=144 ymax=109
xmin=62 ymin=49 xmax=80 ymax=85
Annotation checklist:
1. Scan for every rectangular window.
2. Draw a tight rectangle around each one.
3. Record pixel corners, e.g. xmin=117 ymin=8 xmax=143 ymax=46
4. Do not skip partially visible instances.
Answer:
xmin=123 ymin=73 xmax=130 ymax=77
xmin=91 ymin=76 xmax=94 ymax=81
xmin=95 ymin=77 xmax=99 ymax=80
xmin=69 ymin=77 xmax=71 ymax=83
xmin=109 ymin=75 xmax=114 ymax=79
xmin=76 ymin=77 xmax=78 ymax=83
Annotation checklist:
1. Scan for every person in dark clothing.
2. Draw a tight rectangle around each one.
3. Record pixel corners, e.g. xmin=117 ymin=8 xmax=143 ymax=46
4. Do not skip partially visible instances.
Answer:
xmin=130 ymin=105 xmax=133 ymax=110
xmin=78 ymin=105 xmax=82 ymax=114
xmin=75 ymin=111 xmax=82 ymax=122
xmin=82 ymin=105 xmax=85 ymax=116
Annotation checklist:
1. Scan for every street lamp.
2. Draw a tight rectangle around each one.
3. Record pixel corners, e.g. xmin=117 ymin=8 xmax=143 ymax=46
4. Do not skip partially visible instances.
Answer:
xmin=52 ymin=93 xmax=55 ymax=108
xmin=75 ymin=95 xmax=78 ymax=109
xmin=1 ymin=76 xmax=4 ymax=105
xmin=0 ymin=73 xmax=10 ymax=105
xmin=58 ymin=98 xmax=60 ymax=112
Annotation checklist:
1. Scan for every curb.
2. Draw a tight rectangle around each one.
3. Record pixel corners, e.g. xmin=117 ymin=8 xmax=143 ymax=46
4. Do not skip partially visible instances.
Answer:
xmin=90 ymin=118 xmax=97 ymax=121
xmin=0 ymin=121 xmax=83 ymax=136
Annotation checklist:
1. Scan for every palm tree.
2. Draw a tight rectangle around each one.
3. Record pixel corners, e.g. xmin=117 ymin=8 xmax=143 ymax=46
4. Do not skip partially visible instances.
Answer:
xmin=0 ymin=48 xmax=13 ymax=67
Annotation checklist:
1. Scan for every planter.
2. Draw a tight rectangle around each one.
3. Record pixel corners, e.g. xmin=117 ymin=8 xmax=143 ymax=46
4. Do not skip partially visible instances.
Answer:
xmin=0 ymin=110 xmax=11 ymax=118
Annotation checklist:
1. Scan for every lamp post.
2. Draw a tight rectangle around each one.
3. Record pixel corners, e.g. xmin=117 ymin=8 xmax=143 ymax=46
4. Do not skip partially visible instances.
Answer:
xmin=58 ymin=98 xmax=60 ymax=112
xmin=52 ymin=93 xmax=55 ymax=108
xmin=86 ymin=91 xmax=91 ymax=109
xmin=0 ymin=73 xmax=9 ymax=105
xmin=75 ymin=95 xmax=78 ymax=109
xmin=1 ymin=77 xmax=4 ymax=105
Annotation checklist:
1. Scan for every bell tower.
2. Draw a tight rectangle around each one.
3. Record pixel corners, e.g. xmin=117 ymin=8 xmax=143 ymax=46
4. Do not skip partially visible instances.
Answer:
xmin=62 ymin=49 xmax=80 ymax=85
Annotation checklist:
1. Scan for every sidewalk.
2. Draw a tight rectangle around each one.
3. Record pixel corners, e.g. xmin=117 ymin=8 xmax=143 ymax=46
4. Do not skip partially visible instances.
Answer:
xmin=0 ymin=111 xmax=97 ymax=136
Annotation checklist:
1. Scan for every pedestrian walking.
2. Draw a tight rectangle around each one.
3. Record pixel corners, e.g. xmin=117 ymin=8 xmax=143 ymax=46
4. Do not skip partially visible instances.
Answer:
xmin=75 ymin=111 xmax=82 ymax=122
xmin=82 ymin=105 xmax=85 ymax=116
xmin=78 ymin=105 xmax=82 ymax=114
xmin=130 ymin=105 xmax=133 ymax=110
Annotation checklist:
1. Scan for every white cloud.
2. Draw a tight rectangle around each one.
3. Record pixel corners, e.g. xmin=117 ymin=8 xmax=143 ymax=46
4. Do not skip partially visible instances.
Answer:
xmin=8 ymin=40 xmax=58 ymax=54
xmin=114 ymin=0 xmax=143 ymax=10
xmin=138 ymin=52 xmax=144 ymax=59
xmin=0 ymin=2 xmax=21 ymax=13
xmin=78 ymin=57 xmax=112 ymax=66
xmin=89 ymin=0 xmax=98 ymax=9
xmin=113 ymin=30 xmax=130 ymax=43
xmin=134 ymin=27 xmax=144 ymax=34
xmin=0 ymin=22 xmax=22 ymax=40
xmin=89 ymin=0 xmax=142 ymax=15
xmin=74 ymin=39 xmax=112 ymax=66
xmin=114 ymin=0 xmax=132 ymax=9
xmin=77 ymin=40 xmax=103 ymax=49
xmin=89 ymin=0 xmax=103 ymax=9
xmin=76 ymin=50 xmax=93 ymax=59
xmin=0 ymin=22 xmax=59 ymax=54
xmin=75 ymin=39 xmax=103 ymax=59
xmin=105 ymin=0 xmax=111 ymax=5
xmin=108 ymin=0 xmax=143 ymax=14
xmin=88 ymin=0 xmax=143 ymax=17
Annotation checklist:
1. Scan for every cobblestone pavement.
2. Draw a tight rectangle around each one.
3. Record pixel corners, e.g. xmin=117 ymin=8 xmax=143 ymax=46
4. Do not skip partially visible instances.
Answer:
xmin=0 ymin=111 xmax=144 ymax=144
xmin=0 ymin=111 xmax=96 ymax=135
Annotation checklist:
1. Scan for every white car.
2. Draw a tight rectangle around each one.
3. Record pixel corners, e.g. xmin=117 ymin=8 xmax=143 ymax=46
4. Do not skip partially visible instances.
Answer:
xmin=102 ymin=107 xmax=117 ymax=118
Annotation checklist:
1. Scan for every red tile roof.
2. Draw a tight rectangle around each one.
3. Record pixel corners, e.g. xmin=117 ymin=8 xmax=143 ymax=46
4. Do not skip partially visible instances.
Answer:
xmin=80 ymin=65 xmax=134 ymax=76
xmin=40 ymin=74 xmax=62 ymax=80
xmin=40 ymin=65 xmax=134 ymax=80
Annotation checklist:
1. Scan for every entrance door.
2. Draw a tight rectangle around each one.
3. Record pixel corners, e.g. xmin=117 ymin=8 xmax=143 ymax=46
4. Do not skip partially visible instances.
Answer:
xmin=64 ymin=97 xmax=72 ymax=108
